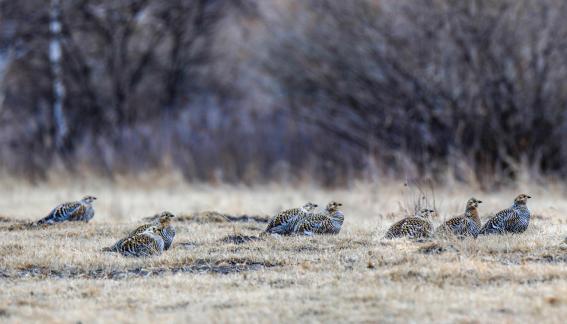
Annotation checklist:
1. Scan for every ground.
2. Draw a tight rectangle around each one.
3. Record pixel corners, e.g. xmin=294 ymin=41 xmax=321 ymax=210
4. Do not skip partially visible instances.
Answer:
xmin=0 ymin=177 xmax=566 ymax=323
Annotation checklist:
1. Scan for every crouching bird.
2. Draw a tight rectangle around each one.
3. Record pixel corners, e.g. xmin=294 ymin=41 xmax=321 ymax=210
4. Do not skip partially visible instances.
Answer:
xmin=263 ymin=202 xmax=318 ymax=236
xmin=385 ymin=208 xmax=435 ymax=239
xmin=110 ymin=225 xmax=165 ymax=257
xmin=36 ymin=195 xmax=97 ymax=225
xmin=436 ymin=198 xmax=483 ymax=239
xmin=103 ymin=211 xmax=176 ymax=252
xmin=480 ymin=194 xmax=531 ymax=235
xmin=294 ymin=201 xmax=344 ymax=236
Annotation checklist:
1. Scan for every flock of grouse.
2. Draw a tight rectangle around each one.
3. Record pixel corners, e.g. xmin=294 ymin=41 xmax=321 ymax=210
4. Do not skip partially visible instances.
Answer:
xmin=385 ymin=194 xmax=533 ymax=239
xmin=30 ymin=193 xmax=542 ymax=257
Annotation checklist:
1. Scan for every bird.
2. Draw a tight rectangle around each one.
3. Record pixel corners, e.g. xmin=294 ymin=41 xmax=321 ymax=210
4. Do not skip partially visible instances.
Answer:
xmin=110 ymin=225 xmax=165 ymax=257
xmin=384 ymin=208 xmax=435 ymax=239
xmin=263 ymin=202 xmax=318 ymax=235
xmin=435 ymin=198 xmax=483 ymax=238
xmin=36 ymin=195 xmax=97 ymax=225
xmin=480 ymin=194 xmax=532 ymax=235
xmin=103 ymin=211 xmax=176 ymax=252
xmin=294 ymin=201 xmax=344 ymax=235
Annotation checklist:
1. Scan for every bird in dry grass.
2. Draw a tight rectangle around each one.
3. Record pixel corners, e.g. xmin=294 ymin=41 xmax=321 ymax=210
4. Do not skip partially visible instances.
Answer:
xmin=294 ymin=201 xmax=344 ymax=235
xmin=480 ymin=194 xmax=532 ymax=235
xmin=384 ymin=208 xmax=435 ymax=239
xmin=36 ymin=195 xmax=97 ymax=225
xmin=263 ymin=202 xmax=318 ymax=235
xmin=103 ymin=211 xmax=176 ymax=252
xmin=436 ymin=198 xmax=483 ymax=238
xmin=110 ymin=225 xmax=165 ymax=257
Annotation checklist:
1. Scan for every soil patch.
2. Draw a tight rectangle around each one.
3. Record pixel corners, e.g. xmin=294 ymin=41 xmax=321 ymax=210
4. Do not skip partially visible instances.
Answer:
xmin=149 ymin=211 xmax=270 ymax=224
xmin=0 ymin=258 xmax=280 ymax=280
xmin=219 ymin=234 xmax=262 ymax=244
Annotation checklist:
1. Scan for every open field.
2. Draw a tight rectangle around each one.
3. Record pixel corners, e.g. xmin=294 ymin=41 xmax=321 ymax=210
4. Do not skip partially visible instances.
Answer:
xmin=1 ymin=178 xmax=567 ymax=323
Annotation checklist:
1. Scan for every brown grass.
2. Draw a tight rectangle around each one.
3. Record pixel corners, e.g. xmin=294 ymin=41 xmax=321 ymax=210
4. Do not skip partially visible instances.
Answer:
xmin=0 ymin=179 xmax=566 ymax=323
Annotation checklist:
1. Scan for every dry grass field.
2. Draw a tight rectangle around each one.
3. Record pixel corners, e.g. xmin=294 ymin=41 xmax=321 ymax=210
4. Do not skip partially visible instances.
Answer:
xmin=1 ymin=176 xmax=567 ymax=323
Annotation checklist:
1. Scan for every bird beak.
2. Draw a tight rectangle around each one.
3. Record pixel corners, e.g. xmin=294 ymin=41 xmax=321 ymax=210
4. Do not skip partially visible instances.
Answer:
xmin=527 ymin=196 xmax=532 ymax=199
xmin=478 ymin=200 xmax=482 ymax=203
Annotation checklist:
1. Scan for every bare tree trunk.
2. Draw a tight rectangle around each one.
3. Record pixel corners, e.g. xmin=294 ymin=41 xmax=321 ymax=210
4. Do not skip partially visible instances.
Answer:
xmin=49 ymin=0 xmax=68 ymax=150
xmin=0 ymin=51 xmax=7 ymax=114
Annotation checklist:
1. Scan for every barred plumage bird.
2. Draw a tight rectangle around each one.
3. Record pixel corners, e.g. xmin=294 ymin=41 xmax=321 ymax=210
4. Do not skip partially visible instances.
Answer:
xmin=480 ymin=194 xmax=531 ymax=235
xmin=294 ymin=201 xmax=344 ymax=235
xmin=384 ymin=208 xmax=435 ymax=239
xmin=111 ymin=226 xmax=165 ymax=257
xmin=103 ymin=211 xmax=176 ymax=252
xmin=36 ymin=196 xmax=97 ymax=225
xmin=436 ymin=198 xmax=482 ymax=238
xmin=264 ymin=202 xmax=318 ymax=235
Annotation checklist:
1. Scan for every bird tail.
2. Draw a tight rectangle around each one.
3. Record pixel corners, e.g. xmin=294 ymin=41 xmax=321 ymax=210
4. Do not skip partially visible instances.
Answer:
xmin=259 ymin=231 xmax=269 ymax=238
xmin=35 ymin=214 xmax=54 ymax=226
xmin=102 ymin=245 xmax=119 ymax=252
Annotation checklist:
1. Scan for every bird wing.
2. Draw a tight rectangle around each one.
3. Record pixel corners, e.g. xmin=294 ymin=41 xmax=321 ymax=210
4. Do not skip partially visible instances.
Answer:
xmin=39 ymin=201 xmax=82 ymax=224
xmin=403 ymin=218 xmax=431 ymax=237
xmin=128 ymin=223 xmax=152 ymax=237
xmin=481 ymin=208 xmax=515 ymax=233
xmin=440 ymin=217 xmax=465 ymax=235
xmin=385 ymin=219 xmax=406 ymax=238
xmin=266 ymin=208 xmax=302 ymax=233
xmin=296 ymin=214 xmax=326 ymax=233
xmin=119 ymin=234 xmax=157 ymax=257
xmin=504 ymin=212 xmax=521 ymax=230
xmin=67 ymin=204 xmax=87 ymax=221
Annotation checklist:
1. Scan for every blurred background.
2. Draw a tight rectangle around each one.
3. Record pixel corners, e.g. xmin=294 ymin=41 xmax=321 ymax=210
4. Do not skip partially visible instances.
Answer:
xmin=1 ymin=0 xmax=566 ymax=187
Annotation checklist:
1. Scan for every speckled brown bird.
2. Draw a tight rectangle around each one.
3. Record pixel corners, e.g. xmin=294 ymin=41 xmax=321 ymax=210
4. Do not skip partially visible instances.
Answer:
xmin=436 ymin=198 xmax=482 ymax=238
xmin=384 ymin=208 xmax=435 ymax=239
xmin=111 ymin=226 xmax=165 ymax=257
xmin=264 ymin=202 xmax=318 ymax=235
xmin=36 ymin=196 xmax=96 ymax=225
xmin=103 ymin=211 xmax=176 ymax=252
xmin=294 ymin=201 xmax=344 ymax=235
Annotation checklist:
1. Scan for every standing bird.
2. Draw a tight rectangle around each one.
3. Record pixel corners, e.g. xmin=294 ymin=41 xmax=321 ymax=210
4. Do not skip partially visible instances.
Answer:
xmin=36 ymin=195 xmax=97 ymax=225
xmin=103 ymin=211 xmax=176 ymax=252
xmin=111 ymin=226 xmax=165 ymax=257
xmin=294 ymin=201 xmax=344 ymax=236
xmin=263 ymin=202 xmax=318 ymax=235
xmin=480 ymin=194 xmax=532 ymax=235
xmin=436 ymin=198 xmax=483 ymax=238
xmin=385 ymin=208 xmax=435 ymax=239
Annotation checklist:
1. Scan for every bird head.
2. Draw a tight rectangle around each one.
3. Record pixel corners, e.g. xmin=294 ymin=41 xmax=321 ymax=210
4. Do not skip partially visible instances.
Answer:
xmin=302 ymin=202 xmax=318 ymax=212
xmin=417 ymin=208 xmax=435 ymax=219
xmin=325 ymin=201 xmax=343 ymax=213
xmin=81 ymin=196 xmax=97 ymax=204
xmin=514 ymin=194 xmax=531 ymax=205
xmin=158 ymin=211 xmax=175 ymax=225
xmin=466 ymin=198 xmax=482 ymax=209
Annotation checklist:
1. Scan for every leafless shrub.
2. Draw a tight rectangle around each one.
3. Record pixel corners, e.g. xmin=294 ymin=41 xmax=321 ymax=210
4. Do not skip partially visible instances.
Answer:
xmin=261 ymin=0 xmax=567 ymax=186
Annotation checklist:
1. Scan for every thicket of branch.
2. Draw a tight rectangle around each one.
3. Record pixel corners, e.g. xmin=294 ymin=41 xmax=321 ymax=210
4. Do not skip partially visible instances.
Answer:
xmin=1 ymin=0 xmax=567 ymax=186
xmin=262 ymin=0 xmax=567 ymax=184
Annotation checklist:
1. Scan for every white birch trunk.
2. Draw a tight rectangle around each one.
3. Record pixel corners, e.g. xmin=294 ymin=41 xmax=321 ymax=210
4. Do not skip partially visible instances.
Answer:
xmin=49 ymin=0 xmax=67 ymax=149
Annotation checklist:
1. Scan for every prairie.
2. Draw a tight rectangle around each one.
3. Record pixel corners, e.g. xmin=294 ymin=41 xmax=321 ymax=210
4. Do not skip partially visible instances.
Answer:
xmin=0 ymin=178 xmax=566 ymax=323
